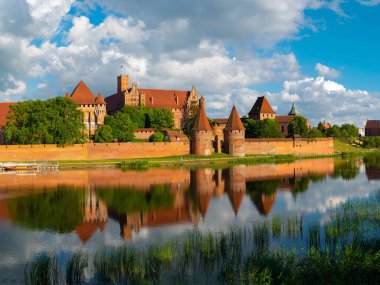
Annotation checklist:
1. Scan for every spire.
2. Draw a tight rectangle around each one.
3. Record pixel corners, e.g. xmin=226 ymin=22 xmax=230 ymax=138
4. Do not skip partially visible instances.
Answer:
xmin=288 ymin=101 xmax=301 ymax=116
xmin=192 ymin=97 xmax=212 ymax=131
xmin=95 ymin=93 xmax=106 ymax=105
xmin=224 ymin=106 xmax=245 ymax=131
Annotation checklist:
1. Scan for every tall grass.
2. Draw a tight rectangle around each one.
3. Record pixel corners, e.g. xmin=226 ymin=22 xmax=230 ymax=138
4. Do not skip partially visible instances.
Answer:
xmin=25 ymin=252 xmax=63 ymax=285
xmin=66 ymin=252 xmax=88 ymax=285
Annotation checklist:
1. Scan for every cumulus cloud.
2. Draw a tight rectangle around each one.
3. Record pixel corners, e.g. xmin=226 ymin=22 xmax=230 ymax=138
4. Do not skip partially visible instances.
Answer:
xmin=356 ymin=0 xmax=380 ymax=6
xmin=264 ymin=77 xmax=380 ymax=127
xmin=315 ymin=63 xmax=341 ymax=78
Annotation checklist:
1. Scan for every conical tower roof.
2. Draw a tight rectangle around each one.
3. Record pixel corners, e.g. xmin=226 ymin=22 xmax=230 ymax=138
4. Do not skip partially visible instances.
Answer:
xmin=224 ymin=106 xmax=245 ymax=131
xmin=70 ymin=81 xmax=96 ymax=105
xmin=95 ymin=93 xmax=107 ymax=105
xmin=288 ymin=101 xmax=301 ymax=116
xmin=228 ymin=190 xmax=245 ymax=215
xmin=192 ymin=98 xmax=212 ymax=131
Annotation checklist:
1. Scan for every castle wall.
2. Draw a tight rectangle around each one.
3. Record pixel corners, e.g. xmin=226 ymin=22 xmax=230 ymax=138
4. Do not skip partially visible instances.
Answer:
xmin=0 ymin=142 xmax=190 ymax=162
xmin=244 ymin=138 xmax=334 ymax=156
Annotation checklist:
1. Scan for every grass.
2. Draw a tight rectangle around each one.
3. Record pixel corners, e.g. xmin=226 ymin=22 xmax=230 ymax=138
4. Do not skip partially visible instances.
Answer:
xmin=24 ymin=193 xmax=380 ymax=284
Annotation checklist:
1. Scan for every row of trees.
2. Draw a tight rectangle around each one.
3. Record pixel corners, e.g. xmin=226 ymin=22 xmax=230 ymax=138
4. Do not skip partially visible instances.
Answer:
xmin=5 ymin=97 xmax=85 ymax=146
xmin=94 ymin=106 xmax=174 ymax=143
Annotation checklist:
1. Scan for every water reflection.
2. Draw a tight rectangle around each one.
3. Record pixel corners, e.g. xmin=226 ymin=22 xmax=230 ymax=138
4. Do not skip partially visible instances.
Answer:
xmin=2 ymin=157 xmax=378 ymax=244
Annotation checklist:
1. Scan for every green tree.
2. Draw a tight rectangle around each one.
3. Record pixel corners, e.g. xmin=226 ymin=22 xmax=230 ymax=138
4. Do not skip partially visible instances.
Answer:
xmin=94 ymin=125 xmax=114 ymax=143
xmin=146 ymin=108 xmax=174 ymax=130
xmin=327 ymin=124 xmax=341 ymax=138
xmin=104 ymin=112 xmax=136 ymax=142
xmin=245 ymin=119 xmax=283 ymax=138
xmin=288 ymin=116 xmax=309 ymax=138
xmin=119 ymin=105 xmax=147 ymax=128
xmin=183 ymin=101 xmax=199 ymax=137
xmin=5 ymin=97 xmax=85 ymax=146
xmin=309 ymin=127 xmax=325 ymax=138
xmin=149 ymin=132 xmax=165 ymax=142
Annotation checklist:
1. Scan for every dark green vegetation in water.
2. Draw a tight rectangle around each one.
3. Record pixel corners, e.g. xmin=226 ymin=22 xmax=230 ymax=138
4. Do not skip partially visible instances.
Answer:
xmin=25 ymin=194 xmax=380 ymax=284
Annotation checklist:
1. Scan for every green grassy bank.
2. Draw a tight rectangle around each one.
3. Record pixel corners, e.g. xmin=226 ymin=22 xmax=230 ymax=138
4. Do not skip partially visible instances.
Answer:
xmin=25 ymin=194 xmax=380 ymax=284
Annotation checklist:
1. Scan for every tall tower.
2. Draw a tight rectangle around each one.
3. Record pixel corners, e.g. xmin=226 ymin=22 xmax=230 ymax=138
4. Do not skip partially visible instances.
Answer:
xmin=191 ymin=97 xmax=214 ymax=156
xmin=117 ymin=74 xmax=130 ymax=93
xmin=223 ymin=106 xmax=246 ymax=157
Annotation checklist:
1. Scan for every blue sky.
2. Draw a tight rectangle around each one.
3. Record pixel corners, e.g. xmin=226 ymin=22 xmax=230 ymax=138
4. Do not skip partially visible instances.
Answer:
xmin=1 ymin=0 xmax=380 ymax=126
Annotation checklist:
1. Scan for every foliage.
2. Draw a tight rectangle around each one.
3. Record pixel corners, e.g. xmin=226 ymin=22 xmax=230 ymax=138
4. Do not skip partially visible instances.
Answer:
xmin=7 ymin=188 xmax=85 ymax=233
xmin=327 ymin=123 xmax=358 ymax=143
xmin=363 ymin=136 xmax=380 ymax=149
xmin=94 ymin=125 xmax=114 ymax=143
xmin=183 ymin=101 xmax=199 ymax=137
xmin=119 ymin=105 xmax=147 ymax=128
xmin=25 ymin=253 xmax=63 ymax=285
xmin=309 ymin=127 xmax=325 ymax=138
xmin=245 ymin=118 xmax=284 ymax=138
xmin=5 ymin=97 xmax=85 ymax=146
xmin=149 ymin=132 xmax=165 ymax=142
xmin=102 ymin=111 xmax=136 ymax=142
xmin=146 ymin=108 xmax=174 ymax=130
xmin=288 ymin=116 xmax=309 ymax=137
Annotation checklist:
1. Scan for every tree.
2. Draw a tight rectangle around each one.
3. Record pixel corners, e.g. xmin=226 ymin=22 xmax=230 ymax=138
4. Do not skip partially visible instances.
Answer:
xmin=309 ymin=127 xmax=325 ymax=138
xmin=288 ymin=116 xmax=309 ymax=138
xmin=94 ymin=125 xmax=114 ymax=143
xmin=245 ymin=119 xmax=283 ymax=138
xmin=5 ymin=97 xmax=85 ymax=146
xmin=149 ymin=132 xmax=165 ymax=142
xmin=327 ymin=124 xmax=341 ymax=138
xmin=104 ymin=112 xmax=136 ymax=142
xmin=183 ymin=101 xmax=199 ymax=137
xmin=146 ymin=108 xmax=174 ymax=130
xmin=119 ymin=105 xmax=147 ymax=128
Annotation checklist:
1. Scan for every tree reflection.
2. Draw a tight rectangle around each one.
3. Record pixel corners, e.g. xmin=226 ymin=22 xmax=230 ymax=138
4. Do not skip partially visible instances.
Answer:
xmin=7 ymin=187 xmax=85 ymax=233
xmin=332 ymin=159 xmax=360 ymax=180
xmin=96 ymin=184 xmax=175 ymax=215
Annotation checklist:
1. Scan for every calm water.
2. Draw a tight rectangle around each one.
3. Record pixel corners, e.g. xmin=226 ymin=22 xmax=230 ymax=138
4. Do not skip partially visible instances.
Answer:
xmin=0 ymin=156 xmax=379 ymax=283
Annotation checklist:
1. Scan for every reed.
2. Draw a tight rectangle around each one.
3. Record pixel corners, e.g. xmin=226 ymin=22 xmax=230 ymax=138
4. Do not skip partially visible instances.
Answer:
xmin=66 ymin=252 xmax=88 ymax=285
xmin=25 ymin=252 xmax=63 ymax=285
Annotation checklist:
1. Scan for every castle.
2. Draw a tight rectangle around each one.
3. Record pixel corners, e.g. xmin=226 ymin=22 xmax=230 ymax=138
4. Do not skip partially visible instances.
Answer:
xmin=105 ymin=74 xmax=199 ymax=129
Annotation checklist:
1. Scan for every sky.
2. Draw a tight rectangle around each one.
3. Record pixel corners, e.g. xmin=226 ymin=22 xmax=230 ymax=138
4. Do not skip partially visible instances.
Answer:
xmin=1 ymin=0 xmax=380 ymax=126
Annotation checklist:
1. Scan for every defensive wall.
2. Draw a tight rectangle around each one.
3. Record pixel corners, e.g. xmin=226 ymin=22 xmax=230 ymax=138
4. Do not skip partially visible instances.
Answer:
xmin=0 ymin=142 xmax=190 ymax=162
xmin=0 ymin=138 xmax=333 ymax=162
xmin=244 ymin=138 xmax=334 ymax=156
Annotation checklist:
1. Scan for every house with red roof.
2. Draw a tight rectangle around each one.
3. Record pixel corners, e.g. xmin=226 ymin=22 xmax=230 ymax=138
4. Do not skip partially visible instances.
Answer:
xmin=365 ymin=120 xmax=380 ymax=136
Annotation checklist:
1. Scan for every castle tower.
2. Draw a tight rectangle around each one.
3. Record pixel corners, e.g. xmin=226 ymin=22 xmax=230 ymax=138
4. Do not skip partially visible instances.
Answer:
xmin=288 ymin=101 xmax=301 ymax=116
xmin=117 ymin=74 xmax=130 ymax=93
xmin=248 ymin=96 xmax=276 ymax=120
xmin=191 ymin=97 xmax=214 ymax=156
xmin=223 ymin=106 xmax=246 ymax=157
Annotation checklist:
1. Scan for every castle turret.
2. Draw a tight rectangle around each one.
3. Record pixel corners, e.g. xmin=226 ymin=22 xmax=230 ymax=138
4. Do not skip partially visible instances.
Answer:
xmin=191 ymin=97 xmax=213 ymax=156
xmin=223 ymin=106 xmax=246 ymax=157
xmin=117 ymin=74 xmax=130 ymax=93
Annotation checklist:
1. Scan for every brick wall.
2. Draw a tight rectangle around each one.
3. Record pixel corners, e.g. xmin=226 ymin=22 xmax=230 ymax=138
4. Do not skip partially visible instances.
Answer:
xmin=0 ymin=142 xmax=190 ymax=162
xmin=245 ymin=138 xmax=334 ymax=156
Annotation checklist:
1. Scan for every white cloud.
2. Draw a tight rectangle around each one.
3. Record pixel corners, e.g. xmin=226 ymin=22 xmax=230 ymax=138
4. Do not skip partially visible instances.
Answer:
xmin=37 ymin=83 xmax=47 ymax=89
xmin=315 ymin=63 xmax=341 ymax=78
xmin=264 ymin=77 xmax=380 ymax=127
xmin=0 ymin=75 xmax=27 ymax=102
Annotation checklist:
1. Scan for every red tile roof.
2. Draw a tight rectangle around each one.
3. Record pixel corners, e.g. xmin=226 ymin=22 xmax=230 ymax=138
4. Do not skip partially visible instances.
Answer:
xmin=365 ymin=120 xmax=380 ymax=128
xmin=69 ymin=81 xmax=97 ymax=105
xmin=95 ymin=93 xmax=107 ymax=105
xmin=224 ymin=106 xmax=245 ymax=131
xmin=165 ymin=130 xmax=189 ymax=142
xmin=0 ymin=102 xmax=17 ymax=127
xmin=276 ymin=115 xmax=294 ymax=124
xmin=140 ymin=88 xmax=189 ymax=109
xmin=212 ymin=118 xmax=228 ymax=125
xmin=192 ymin=106 xmax=213 ymax=131
xmin=249 ymin=96 xmax=276 ymax=116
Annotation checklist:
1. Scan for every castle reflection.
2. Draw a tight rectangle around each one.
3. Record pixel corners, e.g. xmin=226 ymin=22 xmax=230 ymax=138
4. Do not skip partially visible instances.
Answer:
xmin=1 ymin=156 xmax=378 ymax=243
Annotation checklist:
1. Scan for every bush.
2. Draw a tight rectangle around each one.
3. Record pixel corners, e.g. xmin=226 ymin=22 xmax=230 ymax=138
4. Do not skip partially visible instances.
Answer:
xmin=363 ymin=136 xmax=380 ymax=149
xmin=149 ymin=132 xmax=165 ymax=142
